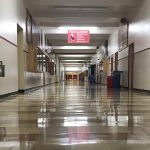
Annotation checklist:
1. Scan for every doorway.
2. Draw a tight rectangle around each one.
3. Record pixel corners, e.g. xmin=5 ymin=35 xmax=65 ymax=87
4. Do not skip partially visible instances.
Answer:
xmin=73 ymin=75 xmax=77 ymax=80
xmin=111 ymin=55 xmax=113 ymax=72
xmin=128 ymin=43 xmax=134 ymax=90
xmin=17 ymin=24 xmax=24 ymax=90
xmin=115 ymin=52 xmax=118 ymax=71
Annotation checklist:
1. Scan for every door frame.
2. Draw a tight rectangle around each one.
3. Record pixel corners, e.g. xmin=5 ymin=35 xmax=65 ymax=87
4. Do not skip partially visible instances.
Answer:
xmin=128 ymin=43 xmax=134 ymax=89
xmin=111 ymin=55 xmax=114 ymax=72
xmin=17 ymin=24 xmax=24 ymax=90
xmin=115 ymin=52 xmax=118 ymax=71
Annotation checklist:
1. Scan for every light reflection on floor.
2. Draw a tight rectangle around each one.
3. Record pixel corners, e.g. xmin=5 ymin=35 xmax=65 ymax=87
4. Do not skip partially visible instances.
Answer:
xmin=0 ymin=81 xmax=150 ymax=149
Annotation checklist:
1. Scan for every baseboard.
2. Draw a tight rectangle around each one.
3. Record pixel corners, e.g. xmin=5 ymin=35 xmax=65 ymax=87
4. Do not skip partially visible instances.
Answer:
xmin=122 ymin=86 xmax=129 ymax=89
xmin=121 ymin=87 xmax=150 ymax=93
xmin=18 ymin=84 xmax=51 ymax=94
xmin=133 ymin=88 xmax=150 ymax=94
xmin=0 ymin=91 xmax=18 ymax=98
xmin=0 ymin=84 xmax=51 ymax=97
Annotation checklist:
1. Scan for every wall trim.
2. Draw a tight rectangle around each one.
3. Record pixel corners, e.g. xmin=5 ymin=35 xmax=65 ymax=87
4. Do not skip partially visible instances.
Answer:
xmin=122 ymin=86 xmax=129 ymax=89
xmin=0 ymin=82 xmax=59 ymax=98
xmin=0 ymin=91 xmax=18 ymax=99
xmin=0 ymin=36 xmax=17 ymax=47
xmin=19 ymin=84 xmax=51 ymax=93
xmin=135 ymin=47 xmax=150 ymax=55
xmin=24 ymin=50 xmax=29 ymax=53
xmin=118 ymin=56 xmax=128 ymax=61
xmin=133 ymin=88 xmax=150 ymax=94
xmin=118 ymin=47 xmax=150 ymax=61
xmin=119 ymin=46 xmax=128 ymax=52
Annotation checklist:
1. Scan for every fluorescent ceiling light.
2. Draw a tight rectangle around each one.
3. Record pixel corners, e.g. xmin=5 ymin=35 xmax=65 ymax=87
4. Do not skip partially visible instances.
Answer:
xmin=54 ymin=6 xmax=107 ymax=11
xmin=58 ymin=55 xmax=92 ymax=57
xmin=58 ymin=26 xmax=98 ymax=31
xmin=63 ymin=63 xmax=82 ymax=65
xmin=57 ymin=26 xmax=99 ymax=33
xmin=58 ymin=26 xmax=98 ymax=30
xmin=62 ymin=60 xmax=86 ymax=62
xmin=42 ymin=26 xmax=117 ymax=34
xmin=53 ymin=46 xmax=96 ymax=50
xmin=64 ymin=65 xmax=82 ymax=66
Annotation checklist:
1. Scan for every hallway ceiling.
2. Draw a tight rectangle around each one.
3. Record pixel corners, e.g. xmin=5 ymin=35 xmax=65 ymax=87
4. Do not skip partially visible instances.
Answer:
xmin=23 ymin=0 xmax=141 ymax=67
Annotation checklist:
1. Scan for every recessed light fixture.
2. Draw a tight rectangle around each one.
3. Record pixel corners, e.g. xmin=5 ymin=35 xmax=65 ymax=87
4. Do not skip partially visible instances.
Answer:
xmin=54 ymin=5 xmax=108 ymax=11
xmin=57 ymin=26 xmax=99 ymax=33
xmin=58 ymin=26 xmax=98 ymax=31
xmin=62 ymin=60 xmax=87 ymax=62
xmin=53 ymin=46 xmax=96 ymax=50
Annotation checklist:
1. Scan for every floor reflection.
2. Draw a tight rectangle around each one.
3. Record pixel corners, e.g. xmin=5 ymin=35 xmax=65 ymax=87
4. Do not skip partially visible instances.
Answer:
xmin=0 ymin=81 xmax=150 ymax=149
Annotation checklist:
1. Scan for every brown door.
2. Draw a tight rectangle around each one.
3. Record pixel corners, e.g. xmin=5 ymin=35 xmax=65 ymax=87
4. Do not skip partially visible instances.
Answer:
xmin=68 ymin=75 xmax=72 ymax=80
xmin=73 ymin=75 xmax=77 ymax=79
xmin=128 ymin=43 xmax=134 ymax=89
xmin=115 ymin=52 xmax=118 ymax=71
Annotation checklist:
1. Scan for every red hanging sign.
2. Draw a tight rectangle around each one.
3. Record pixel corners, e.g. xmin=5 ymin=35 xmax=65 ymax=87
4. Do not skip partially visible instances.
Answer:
xmin=68 ymin=30 xmax=90 ymax=44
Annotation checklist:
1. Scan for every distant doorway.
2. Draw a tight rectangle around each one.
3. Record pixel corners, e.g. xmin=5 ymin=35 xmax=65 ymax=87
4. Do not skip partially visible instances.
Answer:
xmin=73 ymin=75 xmax=77 ymax=80
xmin=128 ymin=43 xmax=134 ymax=90
xmin=68 ymin=75 xmax=72 ymax=80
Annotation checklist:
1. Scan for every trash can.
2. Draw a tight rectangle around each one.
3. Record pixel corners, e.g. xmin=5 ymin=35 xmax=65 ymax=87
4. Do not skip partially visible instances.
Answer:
xmin=111 ymin=71 xmax=122 ymax=88
xmin=107 ymin=76 xmax=113 ymax=88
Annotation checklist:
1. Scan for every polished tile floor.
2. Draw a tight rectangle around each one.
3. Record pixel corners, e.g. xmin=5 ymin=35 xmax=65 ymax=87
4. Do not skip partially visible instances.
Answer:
xmin=0 ymin=81 xmax=150 ymax=150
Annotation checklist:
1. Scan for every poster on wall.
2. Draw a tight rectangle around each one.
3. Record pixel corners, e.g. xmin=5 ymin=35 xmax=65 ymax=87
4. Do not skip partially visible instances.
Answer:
xmin=118 ymin=24 xmax=128 ymax=51
xmin=26 ymin=9 xmax=32 ymax=44
xmin=68 ymin=30 xmax=90 ymax=44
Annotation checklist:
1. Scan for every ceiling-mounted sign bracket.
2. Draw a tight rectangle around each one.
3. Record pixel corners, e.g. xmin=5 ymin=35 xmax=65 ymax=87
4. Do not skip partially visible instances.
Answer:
xmin=0 ymin=61 xmax=5 ymax=77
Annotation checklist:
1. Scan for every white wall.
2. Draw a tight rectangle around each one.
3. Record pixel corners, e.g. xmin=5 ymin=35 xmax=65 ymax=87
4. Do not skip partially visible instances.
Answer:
xmin=133 ymin=49 xmax=150 ymax=90
xmin=0 ymin=39 xmax=18 ymax=95
xmin=0 ymin=0 xmax=17 ymax=45
xmin=107 ymin=27 xmax=129 ymax=87
xmin=91 ymin=47 xmax=106 ymax=64
xmin=107 ymin=0 xmax=150 ymax=90
xmin=59 ymin=62 xmax=65 ymax=81
xmin=0 ymin=0 xmax=52 ymax=95
xmin=0 ymin=0 xmax=18 ymax=95
xmin=129 ymin=0 xmax=150 ymax=90
xmin=108 ymin=29 xmax=119 ymax=57
xmin=129 ymin=0 xmax=150 ymax=53
xmin=118 ymin=48 xmax=129 ymax=87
